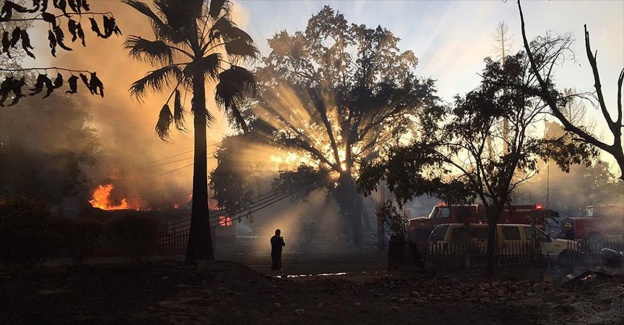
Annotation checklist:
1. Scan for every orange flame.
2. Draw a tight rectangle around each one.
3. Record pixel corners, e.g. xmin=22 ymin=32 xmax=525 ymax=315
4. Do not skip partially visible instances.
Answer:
xmin=89 ymin=184 xmax=140 ymax=210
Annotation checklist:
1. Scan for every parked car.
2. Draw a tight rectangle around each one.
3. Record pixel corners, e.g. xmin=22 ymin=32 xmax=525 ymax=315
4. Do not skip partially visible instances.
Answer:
xmin=427 ymin=223 xmax=579 ymax=264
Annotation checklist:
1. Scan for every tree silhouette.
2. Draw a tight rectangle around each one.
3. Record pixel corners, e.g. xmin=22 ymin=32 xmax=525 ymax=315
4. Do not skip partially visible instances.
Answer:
xmin=231 ymin=6 xmax=441 ymax=246
xmin=359 ymin=51 xmax=596 ymax=275
xmin=517 ymin=0 xmax=624 ymax=180
xmin=123 ymin=0 xmax=258 ymax=264
xmin=0 ymin=0 xmax=121 ymax=105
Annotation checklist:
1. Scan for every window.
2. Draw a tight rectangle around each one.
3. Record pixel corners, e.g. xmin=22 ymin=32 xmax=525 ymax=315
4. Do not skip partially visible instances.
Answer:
xmin=440 ymin=207 xmax=451 ymax=219
xmin=450 ymin=227 xmax=469 ymax=240
xmin=219 ymin=216 xmax=233 ymax=227
xmin=469 ymin=227 xmax=489 ymax=239
xmin=450 ymin=226 xmax=489 ymax=240
xmin=524 ymin=226 xmax=547 ymax=241
xmin=429 ymin=225 xmax=449 ymax=242
xmin=502 ymin=226 xmax=521 ymax=240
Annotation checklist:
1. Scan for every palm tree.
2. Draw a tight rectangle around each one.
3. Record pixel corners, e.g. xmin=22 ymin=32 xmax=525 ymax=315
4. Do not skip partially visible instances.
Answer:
xmin=123 ymin=0 xmax=258 ymax=263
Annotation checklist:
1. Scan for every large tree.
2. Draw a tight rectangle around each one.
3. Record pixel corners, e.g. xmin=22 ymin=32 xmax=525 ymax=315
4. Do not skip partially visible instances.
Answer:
xmin=235 ymin=6 xmax=441 ymax=246
xmin=359 ymin=50 xmax=595 ymax=275
xmin=123 ymin=0 xmax=258 ymax=263
xmin=516 ymin=0 xmax=624 ymax=180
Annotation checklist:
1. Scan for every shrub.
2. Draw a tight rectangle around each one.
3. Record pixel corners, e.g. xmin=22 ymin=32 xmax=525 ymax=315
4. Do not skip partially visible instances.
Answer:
xmin=0 ymin=196 xmax=54 ymax=265
xmin=49 ymin=217 xmax=103 ymax=264
xmin=103 ymin=215 xmax=160 ymax=263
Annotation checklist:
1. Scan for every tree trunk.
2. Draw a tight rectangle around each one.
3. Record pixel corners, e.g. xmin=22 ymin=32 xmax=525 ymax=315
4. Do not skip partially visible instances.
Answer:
xmin=485 ymin=205 xmax=503 ymax=276
xmin=485 ymin=219 xmax=497 ymax=276
xmin=185 ymin=71 xmax=214 ymax=264
xmin=334 ymin=172 xmax=363 ymax=247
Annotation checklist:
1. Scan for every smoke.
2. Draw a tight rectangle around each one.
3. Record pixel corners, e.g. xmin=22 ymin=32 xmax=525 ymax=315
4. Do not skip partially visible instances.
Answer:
xmin=37 ymin=1 xmax=250 ymax=209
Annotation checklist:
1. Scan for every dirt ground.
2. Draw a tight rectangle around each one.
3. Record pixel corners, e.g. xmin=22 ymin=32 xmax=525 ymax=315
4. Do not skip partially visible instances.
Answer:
xmin=2 ymin=260 xmax=624 ymax=325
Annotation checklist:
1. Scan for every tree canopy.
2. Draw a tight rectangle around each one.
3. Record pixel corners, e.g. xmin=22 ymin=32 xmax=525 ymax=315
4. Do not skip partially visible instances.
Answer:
xmin=358 ymin=47 xmax=595 ymax=274
xmin=212 ymin=6 xmax=442 ymax=245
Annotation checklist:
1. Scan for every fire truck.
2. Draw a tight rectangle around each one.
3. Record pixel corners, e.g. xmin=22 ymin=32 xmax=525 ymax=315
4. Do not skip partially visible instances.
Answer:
xmin=408 ymin=203 xmax=559 ymax=238
xmin=559 ymin=205 xmax=624 ymax=248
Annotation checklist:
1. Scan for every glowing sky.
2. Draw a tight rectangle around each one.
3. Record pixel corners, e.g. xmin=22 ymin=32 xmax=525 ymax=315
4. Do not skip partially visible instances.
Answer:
xmin=237 ymin=0 xmax=623 ymax=103
xmin=236 ymin=0 xmax=624 ymax=171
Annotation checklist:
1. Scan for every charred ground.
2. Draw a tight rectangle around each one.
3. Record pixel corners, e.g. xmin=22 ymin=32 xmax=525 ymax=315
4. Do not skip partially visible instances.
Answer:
xmin=2 ymin=260 xmax=623 ymax=325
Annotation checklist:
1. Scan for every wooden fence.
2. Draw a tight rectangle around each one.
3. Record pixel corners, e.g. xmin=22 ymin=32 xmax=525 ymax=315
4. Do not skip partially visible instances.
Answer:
xmin=416 ymin=239 xmax=624 ymax=270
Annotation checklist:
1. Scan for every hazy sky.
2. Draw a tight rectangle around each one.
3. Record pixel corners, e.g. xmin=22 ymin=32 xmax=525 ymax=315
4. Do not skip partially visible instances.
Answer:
xmin=235 ymin=0 xmax=624 ymax=171
xmin=237 ymin=0 xmax=623 ymax=102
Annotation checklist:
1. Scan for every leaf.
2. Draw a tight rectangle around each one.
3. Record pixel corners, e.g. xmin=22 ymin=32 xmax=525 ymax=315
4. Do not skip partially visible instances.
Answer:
xmin=41 ymin=12 xmax=56 ymax=26
xmin=10 ymin=27 xmax=20 ymax=47
xmin=53 ymin=74 xmax=63 ymax=89
xmin=173 ymin=89 xmax=185 ymax=130
xmin=79 ymin=73 xmax=91 ymax=93
xmin=89 ymin=17 xmax=104 ymax=38
xmin=2 ymin=32 xmax=11 ymax=58
xmin=20 ymin=30 xmax=35 ymax=58
xmin=48 ymin=29 xmax=57 ymax=56
xmin=42 ymin=76 xmax=55 ymax=98
xmin=7 ymin=77 xmax=26 ymax=106
xmin=68 ymin=0 xmax=79 ymax=13
xmin=124 ymin=35 xmax=172 ymax=65
xmin=209 ymin=0 xmax=227 ymax=18
xmin=129 ymin=65 xmax=183 ymax=100
xmin=76 ymin=22 xmax=85 ymax=46
xmin=68 ymin=19 xmax=78 ymax=42
xmin=53 ymin=0 xmax=69 ymax=17
xmin=54 ymin=25 xmax=72 ymax=51
xmin=89 ymin=72 xmax=104 ymax=97
xmin=155 ymin=104 xmax=173 ymax=140
xmin=66 ymin=75 xmax=78 ymax=94
xmin=30 ymin=74 xmax=47 ymax=95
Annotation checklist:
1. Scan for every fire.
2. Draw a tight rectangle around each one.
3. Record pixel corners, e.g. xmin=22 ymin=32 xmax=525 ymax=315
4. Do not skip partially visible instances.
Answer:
xmin=89 ymin=184 xmax=140 ymax=210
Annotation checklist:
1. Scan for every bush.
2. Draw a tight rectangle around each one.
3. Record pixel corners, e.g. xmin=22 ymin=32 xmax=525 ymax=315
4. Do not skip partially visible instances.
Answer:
xmin=49 ymin=217 xmax=103 ymax=264
xmin=103 ymin=215 xmax=160 ymax=263
xmin=0 ymin=196 xmax=54 ymax=265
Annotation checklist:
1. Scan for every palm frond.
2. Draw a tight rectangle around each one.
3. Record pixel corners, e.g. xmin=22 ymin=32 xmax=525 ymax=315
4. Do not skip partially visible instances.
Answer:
xmin=123 ymin=0 xmax=183 ymax=44
xmin=183 ymin=53 xmax=221 ymax=81
xmin=155 ymin=104 xmax=173 ymax=141
xmin=224 ymin=37 xmax=260 ymax=61
xmin=217 ymin=65 xmax=256 ymax=97
xmin=209 ymin=0 xmax=229 ymax=18
xmin=125 ymin=35 xmax=173 ymax=66
xmin=209 ymin=17 xmax=233 ymax=40
xmin=215 ymin=66 xmax=256 ymax=132
xmin=130 ymin=65 xmax=183 ymax=100
xmin=173 ymin=88 xmax=186 ymax=131
xmin=154 ymin=0 xmax=202 ymax=31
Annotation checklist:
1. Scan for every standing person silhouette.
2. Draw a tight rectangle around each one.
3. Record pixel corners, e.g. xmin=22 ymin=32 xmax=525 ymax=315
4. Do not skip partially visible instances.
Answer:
xmin=270 ymin=229 xmax=286 ymax=276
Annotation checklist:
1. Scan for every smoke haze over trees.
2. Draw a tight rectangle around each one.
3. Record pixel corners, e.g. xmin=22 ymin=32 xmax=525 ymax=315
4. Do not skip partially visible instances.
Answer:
xmin=0 ymin=94 xmax=97 ymax=204
xmin=212 ymin=6 xmax=443 ymax=246
xmin=358 ymin=46 xmax=595 ymax=274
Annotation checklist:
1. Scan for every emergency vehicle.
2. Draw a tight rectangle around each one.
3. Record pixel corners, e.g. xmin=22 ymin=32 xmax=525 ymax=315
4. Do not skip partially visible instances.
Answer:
xmin=408 ymin=203 xmax=559 ymax=237
xmin=560 ymin=205 xmax=624 ymax=249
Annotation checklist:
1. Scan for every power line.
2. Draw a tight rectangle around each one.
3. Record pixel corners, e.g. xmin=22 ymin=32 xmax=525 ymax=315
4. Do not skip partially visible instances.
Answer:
xmin=165 ymin=173 xmax=324 ymax=229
